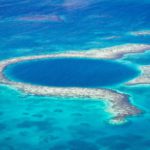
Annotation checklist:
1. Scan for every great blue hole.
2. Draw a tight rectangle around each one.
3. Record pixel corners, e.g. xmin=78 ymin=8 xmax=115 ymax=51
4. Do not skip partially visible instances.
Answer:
xmin=4 ymin=58 xmax=139 ymax=87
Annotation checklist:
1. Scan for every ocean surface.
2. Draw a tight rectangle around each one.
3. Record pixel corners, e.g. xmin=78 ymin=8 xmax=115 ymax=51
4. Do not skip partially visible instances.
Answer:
xmin=0 ymin=0 xmax=150 ymax=150
xmin=4 ymin=58 xmax=139 ymax=87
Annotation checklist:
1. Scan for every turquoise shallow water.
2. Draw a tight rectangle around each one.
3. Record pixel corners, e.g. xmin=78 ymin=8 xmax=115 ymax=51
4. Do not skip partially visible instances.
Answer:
xmin=0 ymin=0 xmax=150 ymax=150
xmin=1 ymin=85 xmax=150 ymax=150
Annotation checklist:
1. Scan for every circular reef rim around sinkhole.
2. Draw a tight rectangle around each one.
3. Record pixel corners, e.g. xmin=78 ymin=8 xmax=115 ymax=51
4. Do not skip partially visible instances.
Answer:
xmin=4 ymin=57 xmax=140 ymax=88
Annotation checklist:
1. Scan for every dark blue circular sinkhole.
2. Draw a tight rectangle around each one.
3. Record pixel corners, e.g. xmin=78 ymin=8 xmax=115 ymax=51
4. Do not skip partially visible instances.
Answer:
xmin=4 ymin=58 xmax=139 ymax=87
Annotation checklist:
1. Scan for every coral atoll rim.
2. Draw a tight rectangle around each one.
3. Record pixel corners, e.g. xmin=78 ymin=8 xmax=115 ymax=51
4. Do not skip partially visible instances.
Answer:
xmin=0 ymin=44 xmax=150 ymax=124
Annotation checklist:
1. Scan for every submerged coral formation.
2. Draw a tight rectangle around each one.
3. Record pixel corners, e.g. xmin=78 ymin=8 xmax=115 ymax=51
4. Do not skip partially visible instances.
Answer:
xmin=127 ymin=65 xmax=150 ymax=85
xmin=0 ymin=44 xmax=150 ymax=124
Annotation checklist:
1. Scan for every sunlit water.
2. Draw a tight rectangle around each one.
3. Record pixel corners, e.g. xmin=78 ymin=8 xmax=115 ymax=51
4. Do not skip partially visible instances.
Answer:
xmin=0 ymin=0 xmax=150 ymax=150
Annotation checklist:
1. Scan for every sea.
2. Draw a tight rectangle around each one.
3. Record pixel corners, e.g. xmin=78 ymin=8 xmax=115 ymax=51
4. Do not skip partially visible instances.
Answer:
xmin=0 ymin=0 xmax=150 ymax=150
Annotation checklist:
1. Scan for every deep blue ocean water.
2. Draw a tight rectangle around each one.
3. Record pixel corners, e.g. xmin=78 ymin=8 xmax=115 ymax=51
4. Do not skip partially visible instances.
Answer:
xmin=0 ymin=0 xmax=150 ymax=150
xmin=4 ymin=58 xmax=139 ymax=87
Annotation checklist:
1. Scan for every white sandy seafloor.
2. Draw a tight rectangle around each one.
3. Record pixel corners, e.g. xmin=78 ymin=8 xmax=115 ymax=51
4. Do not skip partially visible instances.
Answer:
xmin=0 ymin=44 xmax=150 ymax=125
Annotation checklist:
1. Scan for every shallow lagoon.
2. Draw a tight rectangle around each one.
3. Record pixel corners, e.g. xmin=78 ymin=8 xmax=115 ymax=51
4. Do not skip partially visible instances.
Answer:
xmin=4 ymin=58 xmax=139 ymax=87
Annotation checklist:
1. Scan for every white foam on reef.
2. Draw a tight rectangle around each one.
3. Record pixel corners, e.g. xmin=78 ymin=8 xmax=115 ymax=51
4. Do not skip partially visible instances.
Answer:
xmin=127 ymin=65 xmax=150 ymax=85
xmin=0 ymin=43 xmax=149 ymax=124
